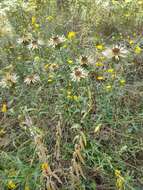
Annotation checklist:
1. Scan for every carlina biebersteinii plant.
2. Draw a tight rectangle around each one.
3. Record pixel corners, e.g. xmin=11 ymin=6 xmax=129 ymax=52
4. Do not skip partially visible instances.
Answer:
xmin=1 ymin=0 xmax=143 ymax=189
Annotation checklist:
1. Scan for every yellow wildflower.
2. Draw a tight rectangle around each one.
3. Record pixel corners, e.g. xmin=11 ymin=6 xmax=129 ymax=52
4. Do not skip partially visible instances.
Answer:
xmin=1 ymin=103 xmax=7 ymax=113
xmin=96 ymin=44 xmax=104 ymax=50
xmin=115 ymin=169 xmax=121 ymax=177
xmin=67 ymin=59 xmax=73 ymax=64
xmin=116 ymin=177 xmax=124 ymax=190
xmin=72 ymin=95 xmax=79 ymax=101
xmin=44 ymin=64 xmax=49 ymax=70
xmin=97 ymin=76 xmax=104 ymax=80
xmin=48 ymin=79 xmax=53 ymax=83
xmin=31 ymin=16 xmax=36 ymax=25
xmin=95 ymin=62 xmax=104 ymax=67
xmin=67 ymin=95 xmax=72 ymax=100
xmin=46 ymin=16 xmax=54 ymax=21
xmin=48 ymin=74 xmax=54 ymax=83
xmin=115 ymin=169 xmax=125 ymax=190
xmin=67 ymin=90 xmax=72 ymax=95
xmin=41 ymin=162 xmax=49 ymax=171
xmin=7 ymin=180 xmax=16 ymax=189
xmin=67 ymin=31 xmax=76 ymax=40
xmin=105 ymin=85 xmax=112 ymax=90
xmin=129 ymin=40 xmax=134 ymax=45
xmin=107 ymin=68 xmax=114 ymax=73
xmin=120 ymin=79 xmax=126 ymax=85
xmin=134 ymin=46 xmax=142 ymax=54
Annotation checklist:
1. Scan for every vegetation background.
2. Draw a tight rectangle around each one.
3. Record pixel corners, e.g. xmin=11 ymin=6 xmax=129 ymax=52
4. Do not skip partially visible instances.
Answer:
xmin=0 ymin=0 xmax=143 ymax=189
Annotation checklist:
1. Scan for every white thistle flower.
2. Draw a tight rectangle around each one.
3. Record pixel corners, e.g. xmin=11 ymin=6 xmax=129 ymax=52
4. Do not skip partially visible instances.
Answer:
xmin=102 ymin=45 xmax=128 ymax=60
xmin=78 ymin=55 xmax=94 ymax=66
xmin=71 ymin=67 xmax=88 ymax=82
xmin=27 ymin=39 xmax=44 ymax=50
xmin=24 ymin=74 xmax=40 ymax=85
xmin=0 ymin=72 xmax=18 ymax=88
xmin=17 ymin=33 xmax=32 ymax=45
xmin=48 ymin=35 xmax=66 ymax=48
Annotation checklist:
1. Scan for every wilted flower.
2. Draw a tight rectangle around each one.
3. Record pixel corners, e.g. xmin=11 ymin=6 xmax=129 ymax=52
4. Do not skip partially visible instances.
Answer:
xmin=24 ymin=74 xmax=40 ymax=85
xmin=48 ymin=35 xmax=66 ymax=48
xmin=102 ymin=45 xmax=128 ymax=60
xmin=17 ymin=33 xmax=32 ymax=45
xmin=71 ymin=67 xmax=88 ymax=81
xmin=27 ymin=39 xmax=44 ymax=50
xmin=49 ymin=63 xmax=59 ymax=71
xmin=78 ymin=55 xmax=94 ymax=66
xmin=21 ymin=1 xmax=37 ymax=12
xmin=0 ymin=19 xmax=14 ymax=38
xmin=0 ymin=72 xmax=18 ymax=88
xmin=79 ymin=56 xmax=88 ymax=66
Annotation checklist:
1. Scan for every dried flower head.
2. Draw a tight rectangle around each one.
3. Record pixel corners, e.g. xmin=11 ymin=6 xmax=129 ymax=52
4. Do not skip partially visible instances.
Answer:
xmin=79 ymin=56 xmax=88 ymax=66
xmin=79 ymin=55 xmax=94 ymax=66
xmin=71 ymin=67 xmax=88 ymax=81
xmin=27 ymin=39 xmax=44 ymax=50
xmin=0 ymin=72 xmax=18 ymax=88
xmin=24 ymin=74 xmax=40 ymax=85
xmin=17 ymin=33 xmax=32 ymax=45
xmin=49 ymin=35 xmax=66 ymax=48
